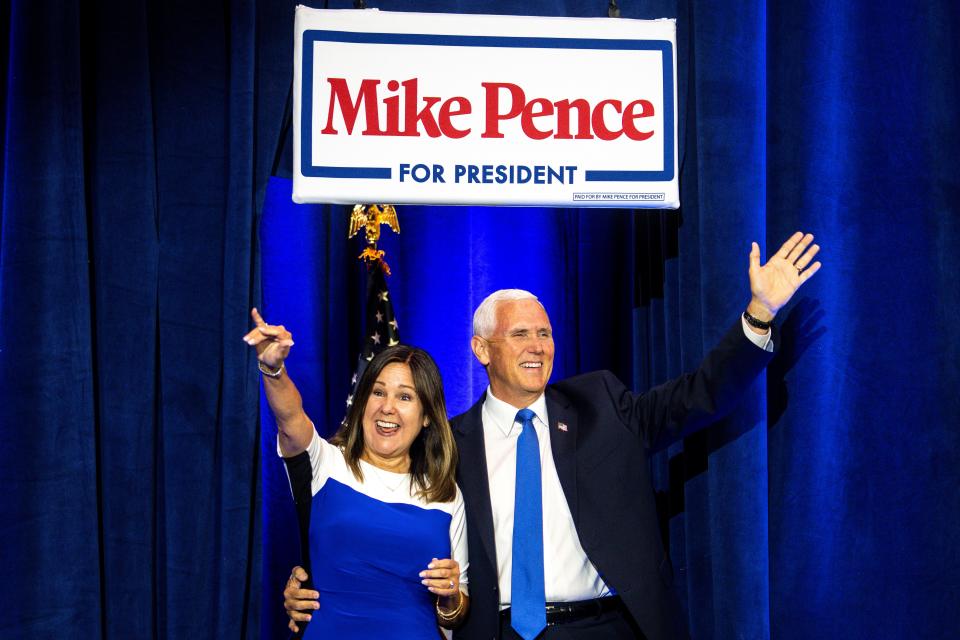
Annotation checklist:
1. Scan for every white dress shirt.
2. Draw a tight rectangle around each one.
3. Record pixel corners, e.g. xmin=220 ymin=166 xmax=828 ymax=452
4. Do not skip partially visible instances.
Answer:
xmin=482 ymin=321 xmax=771 ymax=607
xmin=482 ymin=389 xmax=610 ymax=606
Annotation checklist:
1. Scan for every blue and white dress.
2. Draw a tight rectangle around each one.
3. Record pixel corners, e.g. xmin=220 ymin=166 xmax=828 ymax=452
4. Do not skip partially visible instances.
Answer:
xmin=283 ymin=431 xmax=469 ymax=639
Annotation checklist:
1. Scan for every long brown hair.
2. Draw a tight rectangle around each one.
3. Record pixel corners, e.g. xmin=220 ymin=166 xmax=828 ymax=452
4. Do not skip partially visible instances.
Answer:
xmin=330 ymin=345 xmax=458 ymax=503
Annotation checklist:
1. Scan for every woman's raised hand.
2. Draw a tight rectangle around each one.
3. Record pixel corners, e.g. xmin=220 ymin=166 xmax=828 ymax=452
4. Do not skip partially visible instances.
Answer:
xmin=243 ymin=308 xmax=294 ymax=369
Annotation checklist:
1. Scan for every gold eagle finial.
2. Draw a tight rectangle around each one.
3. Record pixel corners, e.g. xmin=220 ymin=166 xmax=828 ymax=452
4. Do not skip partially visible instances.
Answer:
xmin=348 ymin=204 xmax=400 ymax=274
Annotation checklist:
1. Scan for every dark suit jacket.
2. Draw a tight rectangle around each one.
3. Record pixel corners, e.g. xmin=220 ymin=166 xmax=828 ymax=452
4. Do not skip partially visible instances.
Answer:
xmin=451 ymin=320 xmax=776 ymax=640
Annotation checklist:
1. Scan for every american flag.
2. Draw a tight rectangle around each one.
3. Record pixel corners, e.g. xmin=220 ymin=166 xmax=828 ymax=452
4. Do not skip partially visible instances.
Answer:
xmin=344 ymin=259 xmax=399 ymax=417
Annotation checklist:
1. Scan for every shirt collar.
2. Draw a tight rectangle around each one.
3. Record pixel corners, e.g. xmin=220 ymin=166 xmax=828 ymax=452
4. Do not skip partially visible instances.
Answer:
xmin=482 ymin=386 xmax=548 ymax=437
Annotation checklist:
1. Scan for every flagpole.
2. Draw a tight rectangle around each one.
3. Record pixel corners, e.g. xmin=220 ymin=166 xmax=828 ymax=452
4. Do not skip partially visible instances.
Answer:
xmin=342 ymin=204 xmax=402 ymax=421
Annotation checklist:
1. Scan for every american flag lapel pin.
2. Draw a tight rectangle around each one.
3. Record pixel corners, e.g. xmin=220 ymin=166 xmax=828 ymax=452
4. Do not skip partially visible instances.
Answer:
xmin=557 ymin=421 xmax=568 ymax=432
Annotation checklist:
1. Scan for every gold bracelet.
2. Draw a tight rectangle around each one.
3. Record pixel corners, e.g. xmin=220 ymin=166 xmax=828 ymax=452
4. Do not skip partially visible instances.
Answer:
xmin=435 ymin=589 xmax=464 ymax=621
xmin=258 ymin=361 xmax=284 ymax=378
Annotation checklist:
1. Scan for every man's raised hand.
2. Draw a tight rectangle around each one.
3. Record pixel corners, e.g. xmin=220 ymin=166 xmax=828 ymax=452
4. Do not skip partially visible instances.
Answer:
xmin=747 ymin=232 xmax=822 ymax=321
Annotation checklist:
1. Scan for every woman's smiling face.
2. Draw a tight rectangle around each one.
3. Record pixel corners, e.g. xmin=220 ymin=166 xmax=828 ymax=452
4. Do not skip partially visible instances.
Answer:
xmin=360 ymin=362 xmax=429 ymax=472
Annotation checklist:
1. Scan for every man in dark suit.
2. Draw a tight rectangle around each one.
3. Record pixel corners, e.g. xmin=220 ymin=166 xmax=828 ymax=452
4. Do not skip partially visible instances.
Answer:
xmin=284 ymin=232 xmax=821 ymax=639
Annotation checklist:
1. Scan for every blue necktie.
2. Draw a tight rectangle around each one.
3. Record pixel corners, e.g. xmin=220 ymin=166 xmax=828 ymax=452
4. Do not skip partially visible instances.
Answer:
xmin=511 ymin=408 xmax=546 ymax=640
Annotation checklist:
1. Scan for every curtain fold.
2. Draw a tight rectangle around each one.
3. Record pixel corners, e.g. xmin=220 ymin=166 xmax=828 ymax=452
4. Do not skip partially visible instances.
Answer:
xmin=1 ymin=0 xmax=293 ymax=637
xmin=0 ymin=2 xmax=102 ymax=636
xmin=765 ymin=2 xmax=960 ymax=638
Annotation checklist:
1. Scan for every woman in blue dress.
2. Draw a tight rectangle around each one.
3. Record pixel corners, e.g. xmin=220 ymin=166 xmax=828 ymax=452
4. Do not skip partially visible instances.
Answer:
xmin=245 ymin=308 xmax=469 ymax=637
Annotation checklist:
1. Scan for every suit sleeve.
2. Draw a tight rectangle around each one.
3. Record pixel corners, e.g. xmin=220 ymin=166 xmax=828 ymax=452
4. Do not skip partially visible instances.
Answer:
xmin=449 ymin=486 xmax=470 ymax=594
xmin=608 ymin=318 xmax=776 ymax=451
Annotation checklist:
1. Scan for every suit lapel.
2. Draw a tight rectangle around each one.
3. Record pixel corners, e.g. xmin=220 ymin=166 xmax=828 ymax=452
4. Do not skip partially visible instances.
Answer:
xmin=546 ymin=387 xmax=578 ymax=524
xmin=453 ymin=397 xmax=498 ymax=573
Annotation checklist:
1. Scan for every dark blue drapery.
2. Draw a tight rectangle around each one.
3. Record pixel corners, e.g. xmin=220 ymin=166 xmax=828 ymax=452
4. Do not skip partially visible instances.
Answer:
xmin=1 ymin=0 xmax=291 ymax=636
xmin=2 ymin=1 xmax=958 ymax=639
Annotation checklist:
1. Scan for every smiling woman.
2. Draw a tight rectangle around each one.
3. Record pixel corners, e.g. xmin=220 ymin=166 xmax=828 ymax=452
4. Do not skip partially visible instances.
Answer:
xmin=359 ymin=362 xmax=430 ymax=468
xmin=333 ymin=347 xmax=457 ymax=503
xmin=243 ymin=311 xmax=469 ymax=638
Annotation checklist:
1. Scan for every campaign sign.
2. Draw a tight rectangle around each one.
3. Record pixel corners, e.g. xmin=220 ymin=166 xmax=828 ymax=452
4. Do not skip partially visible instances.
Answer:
xmin=293 ymin=8 xmax=679 ymax=208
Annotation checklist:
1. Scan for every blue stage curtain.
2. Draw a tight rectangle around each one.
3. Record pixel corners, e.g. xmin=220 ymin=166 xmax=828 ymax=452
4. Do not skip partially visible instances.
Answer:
xmin=0 ymin=0 xmax=292 ymax=637
xmin=2 ymin=1 xmax=958 ymax=640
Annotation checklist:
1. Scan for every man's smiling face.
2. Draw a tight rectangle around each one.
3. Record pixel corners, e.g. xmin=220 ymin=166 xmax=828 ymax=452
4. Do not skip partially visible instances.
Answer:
xmin=476 ymin=298 xmax=555 ymax=408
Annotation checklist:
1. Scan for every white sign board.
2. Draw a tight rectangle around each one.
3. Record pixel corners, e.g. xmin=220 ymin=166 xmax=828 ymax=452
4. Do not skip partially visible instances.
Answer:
xmin=293 ymin=8 xmax=679 ymax=208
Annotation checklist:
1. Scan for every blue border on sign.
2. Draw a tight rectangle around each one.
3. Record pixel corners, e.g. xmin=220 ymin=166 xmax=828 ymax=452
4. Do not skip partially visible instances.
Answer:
xmin=300 ymin=30 xmax=675 ymax=182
